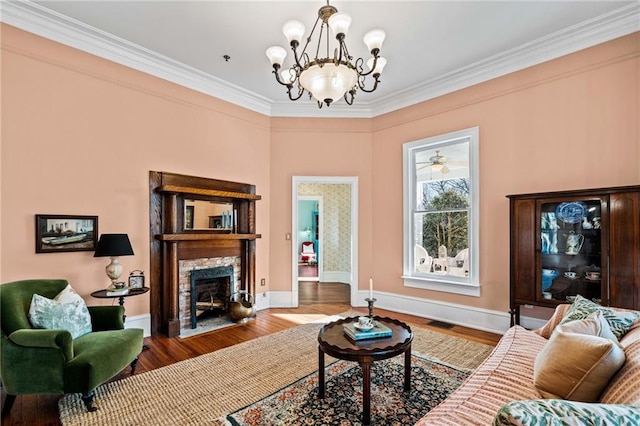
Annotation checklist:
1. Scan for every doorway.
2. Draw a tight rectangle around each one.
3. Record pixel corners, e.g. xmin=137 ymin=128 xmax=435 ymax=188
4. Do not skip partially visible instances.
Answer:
xmin=297 ymin=196 xmax=322 ymax=282
xmin=291 ymin=176 xmax=358 ymax=307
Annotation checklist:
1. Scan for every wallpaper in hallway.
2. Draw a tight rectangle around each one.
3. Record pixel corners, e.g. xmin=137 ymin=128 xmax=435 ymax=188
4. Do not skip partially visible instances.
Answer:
xmin=298 ymin=183 xmax=351 ymax=274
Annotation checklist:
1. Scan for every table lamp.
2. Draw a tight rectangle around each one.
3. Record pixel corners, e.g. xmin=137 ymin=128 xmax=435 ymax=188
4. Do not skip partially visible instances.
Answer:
xmin=94 ymin=233 xmax=134 ymax=288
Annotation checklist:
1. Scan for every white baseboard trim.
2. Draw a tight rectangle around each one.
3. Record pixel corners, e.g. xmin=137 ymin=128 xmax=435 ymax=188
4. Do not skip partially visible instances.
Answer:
xmin=364 ymin=291 xmax=511 ymax=334
xmin=265 ymin=289 xmax=511 ymax=334
xmin=254 ymin=292 xmax=270 ymax=311
xmin=519 ymin=316 xmax=548 ymax=330
xmin=322 ymin=271 xmax=351 ymax=284
xmin=124 ymin=313 xmax=151 ymax=337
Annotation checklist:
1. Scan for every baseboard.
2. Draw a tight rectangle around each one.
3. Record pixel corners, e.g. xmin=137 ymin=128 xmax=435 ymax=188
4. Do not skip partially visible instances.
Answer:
xmin=519 ymin=315 xmax=548 ymax=330
xmin=124 ymin=313 xmax=151 ymax=337
xmin=368 ymin=290 xmax=511 ymax=334
xmin=266 ymin=289 xmax=511 ymax=334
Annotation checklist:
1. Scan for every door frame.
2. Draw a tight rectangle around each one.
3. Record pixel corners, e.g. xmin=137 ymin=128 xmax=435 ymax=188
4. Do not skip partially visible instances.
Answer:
xmin=291 ymin=176 xmax=359 ymax=307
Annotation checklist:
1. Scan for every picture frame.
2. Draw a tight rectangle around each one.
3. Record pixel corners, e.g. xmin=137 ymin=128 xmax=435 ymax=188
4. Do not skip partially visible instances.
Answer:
xmin=35 ymin=214 xmax=98 ymax=253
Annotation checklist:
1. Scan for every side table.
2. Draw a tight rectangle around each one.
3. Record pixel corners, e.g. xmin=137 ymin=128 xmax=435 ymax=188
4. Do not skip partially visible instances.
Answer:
xmin=317 ymin=316 xmax=413 ymax=426
xmin=91 ymin=287 xmax=149 ymax=307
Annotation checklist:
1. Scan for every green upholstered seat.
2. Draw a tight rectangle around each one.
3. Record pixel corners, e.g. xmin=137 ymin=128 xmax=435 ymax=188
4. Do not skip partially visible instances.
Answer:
xmin=0 ymin=279 xmax=144 ymax=413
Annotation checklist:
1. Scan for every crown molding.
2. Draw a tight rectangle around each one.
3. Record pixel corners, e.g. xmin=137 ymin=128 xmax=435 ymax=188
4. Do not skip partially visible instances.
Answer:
xmin=0 ymin=0 xmax=273 ymax=116
xmin=369 ymin=3 xmax=640 ymax=117
xmin=2 ymin=1 xmax=638 ymax=119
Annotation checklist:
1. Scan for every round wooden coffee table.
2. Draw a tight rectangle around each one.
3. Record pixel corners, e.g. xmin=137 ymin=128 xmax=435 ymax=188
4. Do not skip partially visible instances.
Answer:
xmin=317 ymin=316 xmax=413 ymax=426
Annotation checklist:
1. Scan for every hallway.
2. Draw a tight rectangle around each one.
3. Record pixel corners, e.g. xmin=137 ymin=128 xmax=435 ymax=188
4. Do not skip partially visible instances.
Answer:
xmin=298 ymin=281 xmax=350 ymax=305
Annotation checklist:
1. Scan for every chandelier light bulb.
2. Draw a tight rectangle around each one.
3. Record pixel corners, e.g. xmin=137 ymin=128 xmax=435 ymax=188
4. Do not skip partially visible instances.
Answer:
xmin=267 ymin=1 xmax=386 ymax=108
xmin=363 ymin=29 xmax=386 ymax=53
xmin=328 ymin=12 xmax=352 ymax=37
xmin=265 ymin=46 xmax=287 ymax=66
xmin=280 ymin=68 xmax=296 ymax=85
xmin=432 ymin=163 xmax=444 ymax=172
xmin=367 ymin=56 xmax=387 ymax=75
xmin=282 ymin=20 xmax=306 ymax=44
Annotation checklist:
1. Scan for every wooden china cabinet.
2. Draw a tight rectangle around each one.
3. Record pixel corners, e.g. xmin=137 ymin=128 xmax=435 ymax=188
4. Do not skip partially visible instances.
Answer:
xmin=507 ymin=185 xmax=639 ymax=326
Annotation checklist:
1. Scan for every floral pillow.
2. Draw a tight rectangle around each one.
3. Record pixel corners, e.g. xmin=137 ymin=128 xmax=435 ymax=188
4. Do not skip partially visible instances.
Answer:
xmin=28 ymin=284 xmax=92 ymax=339
xmin=559 ymin=295 xmax=639 ymax=340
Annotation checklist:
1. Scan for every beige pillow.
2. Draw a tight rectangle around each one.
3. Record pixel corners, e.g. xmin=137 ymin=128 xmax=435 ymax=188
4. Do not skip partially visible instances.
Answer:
xmin=534 ymin=316 xmax=626 ymax=402
xmin=559 ymin=311 xmax=622 ymax=347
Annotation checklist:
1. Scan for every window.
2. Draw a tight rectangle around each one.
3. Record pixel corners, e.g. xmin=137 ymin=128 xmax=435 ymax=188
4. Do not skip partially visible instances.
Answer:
xmin=402 ymin=127 xmax=479 ymax=296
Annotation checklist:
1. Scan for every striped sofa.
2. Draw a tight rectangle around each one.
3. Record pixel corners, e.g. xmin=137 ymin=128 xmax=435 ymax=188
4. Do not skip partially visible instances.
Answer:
xmin=415 ymin=304 xmax=640 ymax=425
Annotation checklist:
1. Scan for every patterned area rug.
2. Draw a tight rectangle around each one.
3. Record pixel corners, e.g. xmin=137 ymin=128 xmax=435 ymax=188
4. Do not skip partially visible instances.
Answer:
xmin=225 ymin=354 xmax=469 ymax=426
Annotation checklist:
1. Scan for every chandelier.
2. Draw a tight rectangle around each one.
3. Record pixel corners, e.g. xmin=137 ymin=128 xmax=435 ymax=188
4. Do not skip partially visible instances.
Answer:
xmin=265 ymin=1 xmax=386 ymax=108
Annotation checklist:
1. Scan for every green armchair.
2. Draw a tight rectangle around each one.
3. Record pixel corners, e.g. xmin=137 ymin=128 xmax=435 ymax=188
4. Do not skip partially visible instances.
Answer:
xmin=0 ymin=279 xmax=144 ymax=413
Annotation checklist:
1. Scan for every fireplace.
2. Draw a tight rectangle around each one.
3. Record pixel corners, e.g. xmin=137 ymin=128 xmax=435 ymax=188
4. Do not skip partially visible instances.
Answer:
xmin=189 ymin=266 xmax=234 ymax=329
xmin=150 ymin=171 xmax=261 ymax=337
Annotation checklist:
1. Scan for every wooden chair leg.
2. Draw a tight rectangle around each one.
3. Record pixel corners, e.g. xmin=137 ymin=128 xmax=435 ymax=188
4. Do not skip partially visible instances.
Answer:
xmin=81 ymin=391 xmax=97 ymax=412
xmin=2 ymin=394 xmax=16 ymax=416
xmin=130 ymin=356 xmax=139 ymax=375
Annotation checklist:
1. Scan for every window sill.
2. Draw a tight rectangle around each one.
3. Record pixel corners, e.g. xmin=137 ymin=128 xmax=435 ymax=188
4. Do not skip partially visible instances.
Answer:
xmin=402 ymin=275 xmax=480 ymax=297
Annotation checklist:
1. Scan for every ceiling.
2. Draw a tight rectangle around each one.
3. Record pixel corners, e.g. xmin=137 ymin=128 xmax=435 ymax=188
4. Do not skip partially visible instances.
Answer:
xmin=2 ymin=1 xmax=638 ymax=117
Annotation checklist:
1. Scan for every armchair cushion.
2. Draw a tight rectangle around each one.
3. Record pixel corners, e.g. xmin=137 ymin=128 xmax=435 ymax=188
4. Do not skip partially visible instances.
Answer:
xmin=493 ymin=400 xmax=640 ymax=426
xmin=28 ymin=286 xmax=92 ymax=339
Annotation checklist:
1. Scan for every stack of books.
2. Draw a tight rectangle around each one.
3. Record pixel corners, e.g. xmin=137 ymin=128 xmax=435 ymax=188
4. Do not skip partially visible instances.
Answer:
xmin=344 ymin=321 xmax=393 ymax=341
xmin=106 ymin=286 xmax=129 ymax=296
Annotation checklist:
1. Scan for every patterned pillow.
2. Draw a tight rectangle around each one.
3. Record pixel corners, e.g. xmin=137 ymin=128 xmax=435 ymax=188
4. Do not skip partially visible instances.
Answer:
xmin=559 ymin=295 xmax=639 ymax=340
xmin=28 ymin=285 xmax=92 ymax=339
xmin=493 ymin=400 xmax=640 ymax=426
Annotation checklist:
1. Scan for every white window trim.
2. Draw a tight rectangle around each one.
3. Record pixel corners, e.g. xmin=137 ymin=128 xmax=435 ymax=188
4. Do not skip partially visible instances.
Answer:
xmin=402 ymin=127 xmax=480 ymax=297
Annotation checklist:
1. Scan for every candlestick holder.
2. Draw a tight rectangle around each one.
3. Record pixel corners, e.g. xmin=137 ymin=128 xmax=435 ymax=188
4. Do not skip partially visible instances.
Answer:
xmin=365 ymin=297 xmax=377 ymax=317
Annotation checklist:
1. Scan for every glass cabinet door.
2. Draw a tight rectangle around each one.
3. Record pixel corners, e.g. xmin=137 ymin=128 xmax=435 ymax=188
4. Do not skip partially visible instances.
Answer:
xmin=539 ymin=197 xmax=605 ymax=304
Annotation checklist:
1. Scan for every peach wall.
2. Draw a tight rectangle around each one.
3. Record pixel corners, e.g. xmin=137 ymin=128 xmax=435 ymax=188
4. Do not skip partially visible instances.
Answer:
xmin=371 ymin=33 xmax=639 ymax=313
xmin=0 ymin=25 xmax=271 ymax=317
xmin=269 ymin=118 xmax=372 ymax=292
xmin=2 ymin=22 xmax=638 ymax=325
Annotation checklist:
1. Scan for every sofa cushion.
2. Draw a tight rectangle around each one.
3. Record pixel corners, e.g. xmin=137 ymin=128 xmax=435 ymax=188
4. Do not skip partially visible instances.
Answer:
xmin=493 ymin=400 xmax=640 ymax=426
xmin=600 ymin=326 xmax=640 ymax=405
xmin=415 ymin=326 xmax=546 ymax=426
xmin=533 ymin=320 xmax=625 ymax=402
xmin=28 ymin=285 xmax=92 ymax=339
xmin=559 ymin=295 xmax=639 ymax=340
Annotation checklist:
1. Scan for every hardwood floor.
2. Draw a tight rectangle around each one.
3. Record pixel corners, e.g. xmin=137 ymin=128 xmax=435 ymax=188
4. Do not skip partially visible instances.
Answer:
xmin=1 ymin=290 xmax=501 ymax=426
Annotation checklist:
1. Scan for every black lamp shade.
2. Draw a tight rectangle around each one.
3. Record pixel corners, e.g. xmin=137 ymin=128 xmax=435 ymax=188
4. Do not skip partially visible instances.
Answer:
xmin=94 ymin=234 xmax=134 ymax=257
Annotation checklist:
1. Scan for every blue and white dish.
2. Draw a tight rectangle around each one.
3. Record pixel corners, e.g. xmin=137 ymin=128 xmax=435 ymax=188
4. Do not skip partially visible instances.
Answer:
xmin=555 ymin=202 xmax=587 ymax=224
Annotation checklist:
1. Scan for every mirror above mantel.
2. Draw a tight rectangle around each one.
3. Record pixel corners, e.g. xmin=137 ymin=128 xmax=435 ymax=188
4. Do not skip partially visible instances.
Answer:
xmin=184 ymin=199 xmax=233 ymax=231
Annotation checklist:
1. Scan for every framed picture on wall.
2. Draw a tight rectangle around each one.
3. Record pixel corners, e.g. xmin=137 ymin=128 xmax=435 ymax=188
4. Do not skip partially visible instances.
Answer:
xmin=35 ymin=214 xmax=98 ymax=253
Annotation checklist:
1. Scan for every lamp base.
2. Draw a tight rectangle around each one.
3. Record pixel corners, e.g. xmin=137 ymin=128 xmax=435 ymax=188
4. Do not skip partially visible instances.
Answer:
xmin=105 ymin=257 xmax=123 ymax=288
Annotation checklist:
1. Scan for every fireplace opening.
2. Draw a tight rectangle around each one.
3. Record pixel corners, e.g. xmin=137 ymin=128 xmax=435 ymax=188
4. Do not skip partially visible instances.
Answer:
xmin=190 ymin=266 xmax=234 ymax=329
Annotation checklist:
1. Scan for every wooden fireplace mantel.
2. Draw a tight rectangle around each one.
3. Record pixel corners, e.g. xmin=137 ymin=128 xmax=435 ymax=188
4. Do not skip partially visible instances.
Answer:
xmin=155 ymin=233 xmax=261 ymax=241
xmin=149 ymin=171 xmax=261 ymax=337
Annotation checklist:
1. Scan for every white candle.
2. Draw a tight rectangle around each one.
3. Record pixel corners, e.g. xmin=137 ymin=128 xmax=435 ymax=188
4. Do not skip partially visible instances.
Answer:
xmin=369 ymin=277 xmax=373 ymax=299
xmin=234 ymin=209 xmax=238 ymax=229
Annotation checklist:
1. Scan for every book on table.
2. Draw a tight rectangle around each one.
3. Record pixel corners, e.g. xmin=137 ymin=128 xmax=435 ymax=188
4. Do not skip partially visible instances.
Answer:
xmin=106 ymin=287 xmax=129 ymax=296
xmin=343 ymin=321 xmax=393 ymax=341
